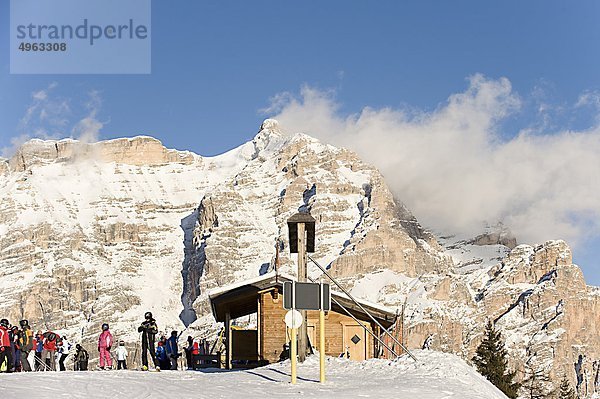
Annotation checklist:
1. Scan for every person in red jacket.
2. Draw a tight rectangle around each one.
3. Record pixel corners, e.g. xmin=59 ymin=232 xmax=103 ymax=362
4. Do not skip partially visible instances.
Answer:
xmin=0 ymin=319 xmax=13 ymax=373
xmin=98 ymin=323 xmax=114 ymax=370
xmin=42 ymin=331 xmax=60 ymax=371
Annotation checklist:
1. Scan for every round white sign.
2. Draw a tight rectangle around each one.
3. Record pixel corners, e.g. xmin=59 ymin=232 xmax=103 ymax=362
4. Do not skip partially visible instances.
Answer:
xmin=284 ymin=309 xmax=303 ymax=329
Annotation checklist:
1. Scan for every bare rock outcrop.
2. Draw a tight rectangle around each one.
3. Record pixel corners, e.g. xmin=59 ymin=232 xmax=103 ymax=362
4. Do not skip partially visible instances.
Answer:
xmin=8 ymin=136 xmax=195 ymax=171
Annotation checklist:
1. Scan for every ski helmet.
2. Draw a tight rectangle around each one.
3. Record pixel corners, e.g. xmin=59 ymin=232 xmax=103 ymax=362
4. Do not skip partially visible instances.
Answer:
xmin=0 ymin=319 xmax=8 ymax=327
xmin=102 ymin=323 xmax=109 ymax=331
xmin=144 ymin=311 xmax=153 ymax=320
xmin=19 ymin=319 xmax=29 ymax=328
xmin=76 ymin=344 xmax=82 ymax=350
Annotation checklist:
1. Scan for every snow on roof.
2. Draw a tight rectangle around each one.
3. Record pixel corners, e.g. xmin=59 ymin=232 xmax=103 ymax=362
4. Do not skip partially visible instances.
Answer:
xmin=207 ymin=271 xmax=398 ymax=316
xmin=206 ymin=271 xmax=282 ymax=298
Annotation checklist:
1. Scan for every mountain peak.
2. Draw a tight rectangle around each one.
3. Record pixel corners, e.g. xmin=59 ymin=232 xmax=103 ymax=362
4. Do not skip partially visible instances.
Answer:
xmin=259 ymin=118 xmax=282 ymax=134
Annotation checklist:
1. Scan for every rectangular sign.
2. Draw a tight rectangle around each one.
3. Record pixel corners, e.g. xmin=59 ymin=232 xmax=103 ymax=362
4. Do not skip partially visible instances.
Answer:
xmin=283 ymin=281 xmax=331 ymax=311
xmin=10 ymin=0 xmax=151 ymax=74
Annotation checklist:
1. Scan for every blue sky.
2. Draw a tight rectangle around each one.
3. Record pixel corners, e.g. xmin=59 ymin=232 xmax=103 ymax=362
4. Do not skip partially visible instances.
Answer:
xmin=1 ymin=1 xmax=599 ymax=281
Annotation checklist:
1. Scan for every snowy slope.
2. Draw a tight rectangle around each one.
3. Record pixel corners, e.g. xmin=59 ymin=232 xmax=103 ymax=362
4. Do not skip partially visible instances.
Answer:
xmin=0 ymin=351 xmax=507 ymax=399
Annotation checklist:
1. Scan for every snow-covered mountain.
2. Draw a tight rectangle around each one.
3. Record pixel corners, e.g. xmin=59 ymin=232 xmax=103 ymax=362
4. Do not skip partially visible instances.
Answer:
xmin=0 ymin=119 xmax=597 ymax=397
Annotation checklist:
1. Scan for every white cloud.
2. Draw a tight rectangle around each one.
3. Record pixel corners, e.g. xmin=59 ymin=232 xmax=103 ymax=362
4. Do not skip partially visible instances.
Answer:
xmin=576 ymin=91 xmax=600 ymax=110
xmin=71 ymin=90 xmax=103 ymax=143
xmin=267 ymin=75 xmax=600 ymax=248
xmin=32 ymin=90 xmax=48 ymax=101
xmin=2 ymin=85 xmax=105 ymax=157
xmin=18 ymin=82 xmax=70 ymax=137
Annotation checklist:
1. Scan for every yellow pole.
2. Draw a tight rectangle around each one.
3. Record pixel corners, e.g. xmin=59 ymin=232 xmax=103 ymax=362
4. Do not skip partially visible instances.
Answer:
xmin=319 ymin=310 xmax=325 ymax=383
xmin=290 ymin=327 xmax=298 ymax=384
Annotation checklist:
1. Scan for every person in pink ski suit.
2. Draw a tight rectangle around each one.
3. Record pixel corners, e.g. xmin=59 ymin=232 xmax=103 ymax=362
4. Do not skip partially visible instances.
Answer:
xmin=98 ymin=323 xmax=114 ymax=369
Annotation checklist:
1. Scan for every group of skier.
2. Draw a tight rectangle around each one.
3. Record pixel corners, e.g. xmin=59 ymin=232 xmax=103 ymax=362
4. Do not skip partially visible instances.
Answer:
xmin=0 ymin=317 xmax=112 ymax=372
xmin=138 ymin=311 xmax=201 ymax=371
xmin=0 ymin=311 xmax=205 ymax=372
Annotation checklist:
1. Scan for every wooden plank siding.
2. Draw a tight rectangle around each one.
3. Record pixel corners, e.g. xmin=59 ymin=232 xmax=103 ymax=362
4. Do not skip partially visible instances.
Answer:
xmin=259 ymin=289 xmax=375 ymax=363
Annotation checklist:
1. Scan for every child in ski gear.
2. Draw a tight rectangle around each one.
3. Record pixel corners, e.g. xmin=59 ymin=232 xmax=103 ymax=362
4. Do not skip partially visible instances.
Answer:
xmin=18 ymin=320 xmax=33 ymax=372
xmin=116 ymin=340 xmax=128 ymax=370
xmin=0 ymin=319 xmax=12 ymax=373
xmin=138 ymin=312 xmax=158 ymax=370
xmin=57 ymin=336 xmax=71 ymax=371
xmin=74 ymin=344 xmax=89 ymax=371
xmin=165 ymin=330 xmax=179 ymax=370
xmin=192 ymin=339 xmax=200 ymax=367
xmin=98 ymin=323 xmax=114 ymax=369
xmin=42 ymin=331 xmax=59 ymax=371
xmin=156 ymin=341 xmax=170 ymax=370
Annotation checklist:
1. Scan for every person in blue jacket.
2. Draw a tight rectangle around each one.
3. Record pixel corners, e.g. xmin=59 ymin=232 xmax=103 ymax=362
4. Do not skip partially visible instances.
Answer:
xmin=35 ymin=331 xmax=44 ymax=371
xmin=156 ymin=341 xmax=170 ymax=370
xmin=165 ymin=331 xmax=179 ymax=370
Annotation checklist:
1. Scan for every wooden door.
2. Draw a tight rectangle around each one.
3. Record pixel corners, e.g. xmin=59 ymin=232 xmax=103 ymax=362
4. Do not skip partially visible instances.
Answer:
xmin=343 ymin=324 xmax=367 ymax=361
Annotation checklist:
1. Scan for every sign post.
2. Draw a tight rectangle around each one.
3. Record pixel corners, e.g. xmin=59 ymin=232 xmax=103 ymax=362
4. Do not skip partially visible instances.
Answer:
xmin=284 ymin=285 xmax=303 ymax=384
xmin=287 ymin=213 xmax=316 ymax=363
xmin=319 ymin=282 xmax=326 ymax=383
xmin=292 ymin=280 xmax=297 ymax=385
xmin=283 ymin=280 xmax=330 ymax=384
xmin=297 ymin=222 xmax=308 ymax=363
xmin=290 ymin=326 xmax=297 ymax=384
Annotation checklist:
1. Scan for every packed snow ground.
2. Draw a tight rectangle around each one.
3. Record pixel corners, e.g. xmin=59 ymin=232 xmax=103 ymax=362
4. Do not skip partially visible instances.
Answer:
xmin=0 ymin=351 xmax=506 ymax=399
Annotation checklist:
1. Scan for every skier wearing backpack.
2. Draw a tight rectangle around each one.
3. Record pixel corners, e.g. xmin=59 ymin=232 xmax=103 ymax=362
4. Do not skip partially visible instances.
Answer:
xmin=138 ymin=312 xmax=158 ymax=371
xmin=116 ymin=341 xmax=128 ymax=370
xmin=74 ymin=344 xmax=89 ymax=371
xmin=0 ymin=319 xmax=12 ymax=373
xmin=98 ymin=323 xmax=114 ymax=370
xmin=18 ymin=320 xmax=33 ymax=371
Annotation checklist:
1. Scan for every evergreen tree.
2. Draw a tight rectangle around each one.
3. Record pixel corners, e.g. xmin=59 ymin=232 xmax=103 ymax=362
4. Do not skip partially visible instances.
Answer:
xmin=557 ymin=377 xmax=576 ymax=399
xmin=522 ymin=363 xmax=551 ymax=399
xmin=472 ymin=320 xmax=521 ymax=399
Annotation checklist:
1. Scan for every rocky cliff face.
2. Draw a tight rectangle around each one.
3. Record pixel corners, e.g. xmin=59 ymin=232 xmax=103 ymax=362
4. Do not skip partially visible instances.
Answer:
xmin=0 ymin=120 xmax=597 ymax=396
xmin=186 ymin=122 xmax=448 ymax=321
xmin=386 ymin=240 xmax=600 ymax=397
xmin=8 ymin=136 xmax=195 ymax=171
xmin=0 ymin=134 xmax=250 ymax=345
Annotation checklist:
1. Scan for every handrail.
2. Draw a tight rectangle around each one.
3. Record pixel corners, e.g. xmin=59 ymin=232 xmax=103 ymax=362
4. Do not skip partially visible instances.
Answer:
xmin=308 ymin=255 xmax=417 ymax=361
xmin=307 ymin=276 xmax=401 ymax=359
